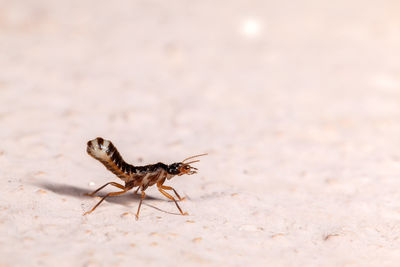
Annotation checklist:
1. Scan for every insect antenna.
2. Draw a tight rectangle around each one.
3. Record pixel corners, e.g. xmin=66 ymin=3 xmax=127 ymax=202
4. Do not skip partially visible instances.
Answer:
xmin=184 ymin=160 xmax=200 ymax=165
xmin=182 ymin=153 xmax=208 ymax=163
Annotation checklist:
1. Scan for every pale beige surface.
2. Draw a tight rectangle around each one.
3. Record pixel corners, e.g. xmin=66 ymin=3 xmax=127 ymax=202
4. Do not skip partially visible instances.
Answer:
xmin=1 ymin=0 xmax=400 ymax=266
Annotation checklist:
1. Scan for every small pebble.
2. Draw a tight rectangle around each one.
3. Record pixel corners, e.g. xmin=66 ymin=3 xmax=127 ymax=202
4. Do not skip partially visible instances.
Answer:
xmin=239 ymin=224 xmax=263 ymax=232
xmin=120 ymin=212 xmax=132 ymax=218
xmin=271 ymin=233 xmax=285 ymax=239
xmin=36 ymin=189 xmax=47 ymax=194
xmin=323 ymin=233 xmax=340 ymax=241
xmin=150 ymin=232 xmax=160 ymax=237
xmin=35 ymin=171 xmax=46 ymax=176
xmin=192 ymin=237 xmax=202 ymax=243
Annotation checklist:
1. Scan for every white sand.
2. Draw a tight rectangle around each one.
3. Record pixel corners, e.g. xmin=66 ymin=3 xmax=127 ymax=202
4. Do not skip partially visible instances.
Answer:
xmin=1 ymin=0 xmax=400 ymax=266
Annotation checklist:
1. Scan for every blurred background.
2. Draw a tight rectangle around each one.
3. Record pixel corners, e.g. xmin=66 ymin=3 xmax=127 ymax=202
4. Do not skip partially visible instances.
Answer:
xmin=1 ymin=0 xmax=400 ymax=266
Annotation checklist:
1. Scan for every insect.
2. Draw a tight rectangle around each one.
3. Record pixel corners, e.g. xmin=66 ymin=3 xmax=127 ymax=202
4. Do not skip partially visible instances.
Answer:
xmin=83 ymin=137 xmax=206 ymax=220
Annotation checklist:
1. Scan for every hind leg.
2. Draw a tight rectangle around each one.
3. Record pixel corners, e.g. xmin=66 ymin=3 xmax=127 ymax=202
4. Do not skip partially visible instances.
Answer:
xmin=83 ymin=188 xmax=129 ymax=215
xmin=85 ymin=182 xmax=125 ymax=197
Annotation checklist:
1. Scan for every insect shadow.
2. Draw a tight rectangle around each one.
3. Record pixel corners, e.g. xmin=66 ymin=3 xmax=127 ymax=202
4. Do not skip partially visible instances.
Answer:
xmin=34 ymin=180 xmax=180 ymax=214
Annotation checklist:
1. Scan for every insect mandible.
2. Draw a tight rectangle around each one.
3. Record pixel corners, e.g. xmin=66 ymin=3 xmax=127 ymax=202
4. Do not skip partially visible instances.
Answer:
xmin=83 ymin=137 xmax=206 ymax=220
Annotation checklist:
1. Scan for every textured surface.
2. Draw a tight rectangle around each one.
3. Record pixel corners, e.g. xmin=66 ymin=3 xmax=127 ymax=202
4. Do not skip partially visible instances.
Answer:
xmin=1 ymin=0 xmax=400 ymax=266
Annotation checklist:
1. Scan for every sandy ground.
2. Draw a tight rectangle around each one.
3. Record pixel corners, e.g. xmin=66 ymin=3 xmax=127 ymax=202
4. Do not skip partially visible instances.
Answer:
xmin=1 ymin=0 xmax=400 ymax=266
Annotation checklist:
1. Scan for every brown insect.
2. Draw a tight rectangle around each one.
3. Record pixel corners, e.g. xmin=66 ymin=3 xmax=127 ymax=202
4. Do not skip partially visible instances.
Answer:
xmin=83 ymin=137 xmax=206 ymax=220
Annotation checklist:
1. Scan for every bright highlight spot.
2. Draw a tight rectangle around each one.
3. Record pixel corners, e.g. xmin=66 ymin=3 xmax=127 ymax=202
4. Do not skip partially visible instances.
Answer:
xmin=240 ymin=18 xmax=262 ymax=38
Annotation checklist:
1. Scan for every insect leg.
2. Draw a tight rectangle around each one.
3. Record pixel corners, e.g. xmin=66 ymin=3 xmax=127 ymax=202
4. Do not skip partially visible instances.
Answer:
xmin=134 ymin=187 xmax=140 ymax=194
xmin=158 ymin=187 xmax=188 ymax=216
xmin=85 ymin=182 xmax=125 ymax=197
xmin=135 ymin=191 xmax=146 ymax=220
xmin=156 ymin=182 xmax=184 ymax=201
xmin=83 ymin=189 xmax=128 ymax=215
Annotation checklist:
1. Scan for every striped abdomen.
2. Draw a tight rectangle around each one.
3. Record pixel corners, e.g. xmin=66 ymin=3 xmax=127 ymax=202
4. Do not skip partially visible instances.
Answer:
xmin=87 ymin=137 xmax=135 ymax=182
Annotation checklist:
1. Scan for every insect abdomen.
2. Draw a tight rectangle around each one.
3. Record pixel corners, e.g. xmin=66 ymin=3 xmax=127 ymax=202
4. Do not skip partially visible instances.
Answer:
xmin=87 ymin=137 xmax=135 ymax=181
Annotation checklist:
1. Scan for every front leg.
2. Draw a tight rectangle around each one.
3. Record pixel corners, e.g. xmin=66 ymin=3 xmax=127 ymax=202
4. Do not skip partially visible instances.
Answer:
xmin=157 ymin=186 xmax=188 ymax=216
xmin=156 ymin=182 xmax=185 ymax=201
